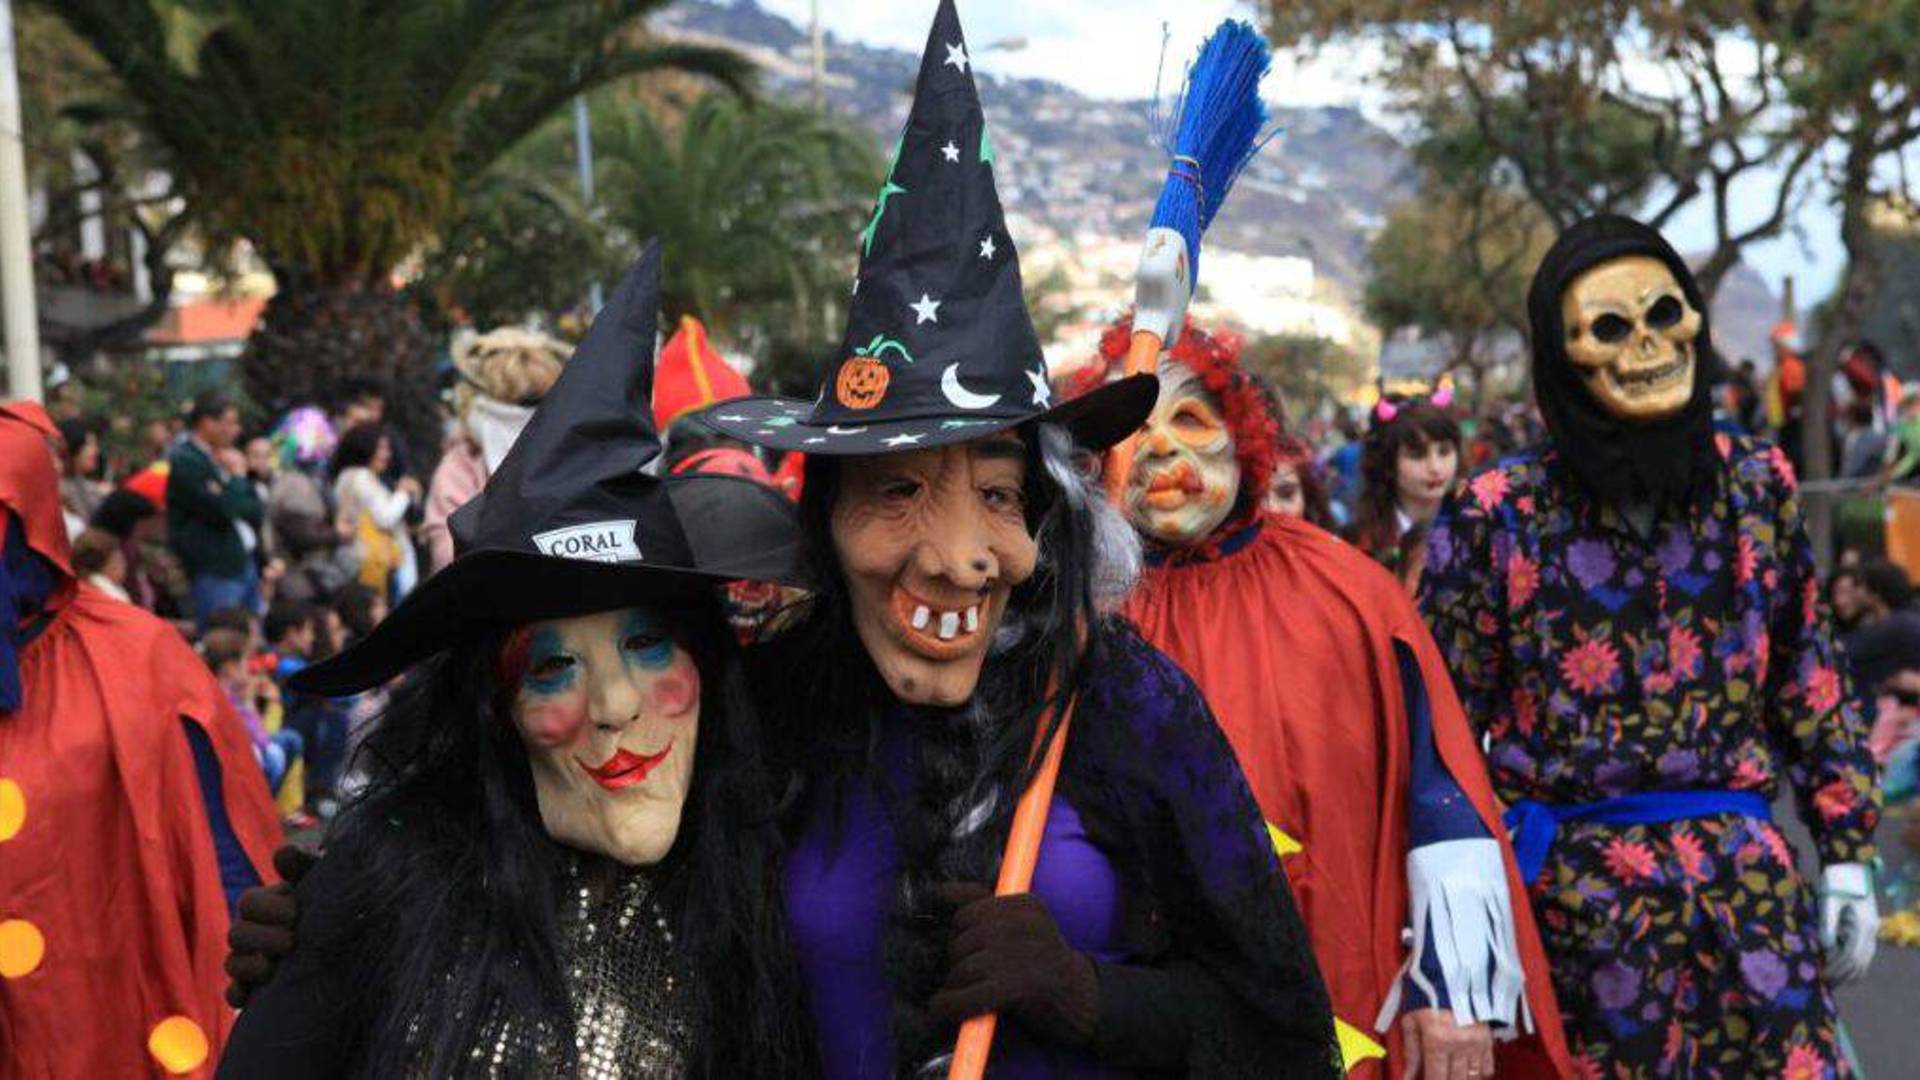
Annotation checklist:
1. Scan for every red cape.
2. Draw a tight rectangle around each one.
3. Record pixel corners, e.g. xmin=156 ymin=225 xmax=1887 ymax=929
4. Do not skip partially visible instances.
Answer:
xmin=1123 ymin=513 xmax=1571 ymax=1078
xmin=1 ymin=404 xmax=281 ymax=1079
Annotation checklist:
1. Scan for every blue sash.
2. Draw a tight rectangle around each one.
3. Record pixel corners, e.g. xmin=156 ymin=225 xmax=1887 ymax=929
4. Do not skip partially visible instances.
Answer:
xmin=1504 ymin=789 xmax=1772 ymax=883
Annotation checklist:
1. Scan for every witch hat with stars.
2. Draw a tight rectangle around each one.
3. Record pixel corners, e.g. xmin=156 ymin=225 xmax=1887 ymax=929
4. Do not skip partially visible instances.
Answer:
xmin=292 ymin=242 xmax=813 ymax=696
xmin=697 ymin=0 xmax=1155 ymax=455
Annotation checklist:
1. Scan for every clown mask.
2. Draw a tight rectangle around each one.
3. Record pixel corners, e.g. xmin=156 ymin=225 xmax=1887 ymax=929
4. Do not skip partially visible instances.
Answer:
xmin=507 ymin=607 xmax=700 ymax=866
xmin=1126 ymin=361 xmax=1241 ymax=546
xmin=830 ymin=434 xmax=1039 ymax=707
xmin=1561 ymin=255 xmax=1702 ymax=422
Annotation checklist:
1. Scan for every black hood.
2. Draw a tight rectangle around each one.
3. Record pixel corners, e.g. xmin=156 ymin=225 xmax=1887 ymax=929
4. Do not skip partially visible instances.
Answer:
xmin=1526 ymin=213 xmax=1718 ymax=509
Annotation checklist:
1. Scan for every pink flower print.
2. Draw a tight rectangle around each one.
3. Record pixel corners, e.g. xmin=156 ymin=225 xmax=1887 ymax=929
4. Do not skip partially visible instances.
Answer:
xmin=1784 ymin=1042 xmax=1825 ymax=1080
xmin=1572 ymin=1055 xmax=1605 ymax=1080
xmin=1714 ymin=432 xmax=1733 ymax=460
xmin=1735 ymin=535 xmax=1758 ymax=586
xmin=1731 ymin=756 xmax=1769 ymax=789
xmin=1770 ymin=445 xmax=1799 ymax=489
xmin=1603 ymin=837 xmax=1657 ymax=882
xmin=1517 ymin=495 xmax=1535 ymax=515
xmin=1802 ymin=576 xmax=1820 ymax=629
xmin=1470 ymin=469 xmax=1511 ymax=511
xmin=1813 ymin=779 xmax=1855 ymax=823
xmin=1475 ymin=611 xmax=1498 ymax=637
xmin=1511 ymin=687 xmax=1539 ymax=736
xmin=1668 ymin=626 xmax=1703 ymax=680
xmin=1806 ymin=665 xmax=1842 ymax=713
xmin=1560 ymin=638 xmax=1622 ymax=696
xmin=1506 ymin=552 xmax=1540 ymax=609
xmin=1760 ymin=825 xmax=1794 ymax=870
xmin=1672 ymin=829 xmax=1709 ymax=882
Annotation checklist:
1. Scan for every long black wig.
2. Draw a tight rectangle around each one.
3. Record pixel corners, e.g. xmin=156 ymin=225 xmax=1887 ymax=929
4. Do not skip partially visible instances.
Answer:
xmin=755 ymin=421 xmax=1141 ymax=1071
xmin=308 ymin=590 xmax=808 ymax=1077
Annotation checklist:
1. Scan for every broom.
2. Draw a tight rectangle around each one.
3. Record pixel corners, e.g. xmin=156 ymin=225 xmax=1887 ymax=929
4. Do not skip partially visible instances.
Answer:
xmin=947 ymin=22 xmax=1274 ymax=1079
xmin=1105 ymin=19 xmax=1275 ymax=501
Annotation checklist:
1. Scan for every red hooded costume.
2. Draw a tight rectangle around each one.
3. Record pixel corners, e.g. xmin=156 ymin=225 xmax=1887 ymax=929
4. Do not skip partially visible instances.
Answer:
xmin=0 ymin=402 xmax=281 ymax=1079
xmin=1083 ymin=320 xmax=1572 ymax=1078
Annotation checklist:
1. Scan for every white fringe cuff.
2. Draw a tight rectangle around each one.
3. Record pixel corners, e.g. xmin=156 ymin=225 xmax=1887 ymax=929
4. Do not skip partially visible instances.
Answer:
xmin=1374 ymin=838 xmax=1531 ymax=1036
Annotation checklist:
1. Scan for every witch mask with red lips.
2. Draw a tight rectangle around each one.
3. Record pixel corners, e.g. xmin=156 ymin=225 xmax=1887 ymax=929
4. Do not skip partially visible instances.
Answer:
xmin=1127 ymin=361 xmax=1241 ymax=546
xmin=503 ymin=607 xmax=700 ymax=865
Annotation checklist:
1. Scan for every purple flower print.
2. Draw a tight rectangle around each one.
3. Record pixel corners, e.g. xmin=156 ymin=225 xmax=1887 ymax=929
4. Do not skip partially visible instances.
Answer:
xmin=1655 ymin=530 xmax=1696 ymax=577
xmin=1566 ymin=539 xmax=1616 ymax=590
xmin=1740 ymin=949 xmax=1788 ymax=1000
xmin=1592 ymin=960 xmax=1639 ymax=1011
xmin=1658 ymin=749 xmax=1701 ymax=783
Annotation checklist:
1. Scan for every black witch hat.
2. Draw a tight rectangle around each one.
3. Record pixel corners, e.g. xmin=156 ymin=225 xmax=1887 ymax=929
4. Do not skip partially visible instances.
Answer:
xmin=697 ymin=0 xmax=1154 ymax=456
xmin=292 ymin=243 xmax=812 ymax=696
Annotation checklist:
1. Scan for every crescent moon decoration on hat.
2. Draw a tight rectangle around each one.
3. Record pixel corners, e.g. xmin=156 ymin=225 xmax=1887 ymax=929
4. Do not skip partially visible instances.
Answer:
xmin=290 ymin=242 xmax=813 ymax=698
xmin=694 ymin=0 xmax=1157 ymax=456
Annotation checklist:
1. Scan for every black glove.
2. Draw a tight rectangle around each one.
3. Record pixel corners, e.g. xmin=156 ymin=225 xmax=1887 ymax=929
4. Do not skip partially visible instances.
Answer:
xmin=928 ymin=883 xmax=1100 ymax=1048
xmin=224 ymin=844 xmax=316 ymax=1007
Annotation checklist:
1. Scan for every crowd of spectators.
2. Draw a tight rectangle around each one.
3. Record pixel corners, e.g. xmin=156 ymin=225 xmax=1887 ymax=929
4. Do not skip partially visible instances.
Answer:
xmin=44 ymin=379 xmax=422 ymax=830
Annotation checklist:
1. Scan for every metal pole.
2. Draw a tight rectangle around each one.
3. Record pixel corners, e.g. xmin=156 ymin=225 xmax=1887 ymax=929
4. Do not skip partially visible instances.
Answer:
xmin=572 ymin=93 xmax=603 ymax=313
xmin=0 ymin=0 xmax=42 ymax=400
xmin=810 ymin=0 xmax=825 ymax=113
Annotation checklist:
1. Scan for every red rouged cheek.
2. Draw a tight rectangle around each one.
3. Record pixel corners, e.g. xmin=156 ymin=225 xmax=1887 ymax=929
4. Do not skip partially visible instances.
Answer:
xmin=516 ymin=697 xmax=589 ymax=749
xmin=645 ymin=655 xmax=701 ymax=722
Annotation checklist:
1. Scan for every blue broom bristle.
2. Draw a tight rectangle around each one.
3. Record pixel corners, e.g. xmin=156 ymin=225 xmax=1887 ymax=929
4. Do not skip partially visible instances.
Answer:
xmin=1148 ymin=19 xmax=1273 ymax=291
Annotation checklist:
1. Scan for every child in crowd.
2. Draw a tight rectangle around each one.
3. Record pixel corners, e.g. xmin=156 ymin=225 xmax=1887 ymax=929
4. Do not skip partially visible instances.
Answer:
xmin=264 ymin=600 xmax=339 ymax=823
xmin=199 ymin=627 xmax=310 ymax=829
xmin=69 ymin=527 xmax=130 ymax=601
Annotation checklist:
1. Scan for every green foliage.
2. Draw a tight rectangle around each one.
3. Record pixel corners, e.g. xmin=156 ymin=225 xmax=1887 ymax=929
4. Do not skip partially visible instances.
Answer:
xmin=40 ymin=0 xmax=756 ymax=287
xmin=1264 ymin=0 xmax=1818 ymax=299
xmin=419 ymin=169 xmax=620 ymax=331
xmin=1364 ymin=188 xmax=1552 ymax=347
xmin=587 ymin=93 xmax=883 ymax=377
xmin=1239 ymin=332 xmax=1370 ymax=420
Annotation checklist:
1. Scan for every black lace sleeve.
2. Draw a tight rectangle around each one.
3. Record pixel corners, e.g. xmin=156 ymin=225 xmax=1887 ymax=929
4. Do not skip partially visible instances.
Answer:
xmin=1064 ymin=619 xmax=1341 ymax=1078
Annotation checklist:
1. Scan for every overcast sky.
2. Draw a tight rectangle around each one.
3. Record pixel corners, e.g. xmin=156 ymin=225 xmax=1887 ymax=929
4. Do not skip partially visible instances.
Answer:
xmin=756 ymin=0 xmax=1846 ymax=306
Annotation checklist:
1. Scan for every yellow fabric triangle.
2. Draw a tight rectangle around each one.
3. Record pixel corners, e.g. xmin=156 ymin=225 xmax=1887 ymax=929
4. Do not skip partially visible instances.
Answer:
xmin=1266 ymin=821 xmax=1303 ymax=857
xmin=1335 ymin=1018 xmax=1387 ymax=1071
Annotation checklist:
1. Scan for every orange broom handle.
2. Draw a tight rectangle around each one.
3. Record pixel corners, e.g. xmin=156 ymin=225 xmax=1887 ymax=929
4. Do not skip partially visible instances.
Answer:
xmin=946 ymin=691 xmax=1080 ymax=1080
xmin=1103 ymin=329 xmax=1166 ymax=503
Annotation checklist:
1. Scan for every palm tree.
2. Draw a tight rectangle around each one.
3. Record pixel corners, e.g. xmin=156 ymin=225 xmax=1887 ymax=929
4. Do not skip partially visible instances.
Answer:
xmin=42 ymin=0 xmax=753 ymax=450
xmin=589 ymin=93 xmax=882 ymax=391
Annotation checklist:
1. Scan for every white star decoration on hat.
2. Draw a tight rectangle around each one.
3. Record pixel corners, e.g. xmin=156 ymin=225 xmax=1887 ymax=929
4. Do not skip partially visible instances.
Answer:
xmin=940 ymin=140 xmax=960 ymax=162
xmin=910 ymin=293 xmax=942 ymax=324
xmin=979 ymin=235 xmax=996 ymax=260
xmin=944 ymin=42 xmax=969 ymax=72
xmin=883 ymin=432 xmax=926 ymax=447
xmin=1027 ymin=369 xmax=1051 ymax=406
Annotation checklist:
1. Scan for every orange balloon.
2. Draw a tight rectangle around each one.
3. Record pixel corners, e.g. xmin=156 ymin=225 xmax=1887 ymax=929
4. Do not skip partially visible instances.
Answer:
xmin=147 ymin=1016 xmax=210 ymax=1075
xmin=0 ymin=919 xmax=45 ymax=978
xmin=0 ymin=778 xmax=22 ymax=841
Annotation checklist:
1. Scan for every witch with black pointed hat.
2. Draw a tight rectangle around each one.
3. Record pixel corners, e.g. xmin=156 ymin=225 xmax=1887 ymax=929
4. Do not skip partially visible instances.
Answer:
xmin=218 ymin=243 xmax=815 ymax=1077
xmin=701 ymin=1 xmax=1338 ymax=1074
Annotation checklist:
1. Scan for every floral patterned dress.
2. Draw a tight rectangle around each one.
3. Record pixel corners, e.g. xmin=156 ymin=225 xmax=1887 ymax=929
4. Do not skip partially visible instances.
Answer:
xmin=1419 ymin=435 xmax=1880 ymax=1078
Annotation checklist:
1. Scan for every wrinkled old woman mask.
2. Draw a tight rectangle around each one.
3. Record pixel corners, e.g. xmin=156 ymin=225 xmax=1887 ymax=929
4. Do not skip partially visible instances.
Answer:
xmin=1560 ymin=255 xmax=1702 ymax=422
xmin=1126 ymin=361 xmax=1241 ymax=546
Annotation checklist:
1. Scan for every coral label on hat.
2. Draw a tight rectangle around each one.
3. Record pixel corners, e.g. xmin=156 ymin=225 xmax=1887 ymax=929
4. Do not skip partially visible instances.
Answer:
xmin=532 ymin=520 xmax=642 ymax=564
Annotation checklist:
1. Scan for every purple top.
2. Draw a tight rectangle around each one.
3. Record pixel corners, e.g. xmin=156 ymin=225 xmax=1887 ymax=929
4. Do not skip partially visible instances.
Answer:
xmin=785 ymin=723 xmax=1131 ymax=1078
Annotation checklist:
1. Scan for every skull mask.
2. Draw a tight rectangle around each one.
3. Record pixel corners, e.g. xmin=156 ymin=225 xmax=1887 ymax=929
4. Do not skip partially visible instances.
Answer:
xmin=1560 ymin=255 xmax=1702 ymax=422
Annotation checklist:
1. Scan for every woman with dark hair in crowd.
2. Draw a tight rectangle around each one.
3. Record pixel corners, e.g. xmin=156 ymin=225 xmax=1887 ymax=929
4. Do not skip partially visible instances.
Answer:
xmin=220 ymin=252 xmax=811 ymax=1076
xmin=1269 ymin=434 xmax=1334 ymax=529
xmin=55 ymin=417 xmax=105 ymax=537
xmin=1349 ymin=390 xmax=1462 ymax=584
xmin=331 ymin=422 xmax=421 ymax=602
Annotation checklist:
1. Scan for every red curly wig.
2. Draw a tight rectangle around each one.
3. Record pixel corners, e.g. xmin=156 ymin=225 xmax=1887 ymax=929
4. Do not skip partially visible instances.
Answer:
xmin=1082 ymin=312 xmax=1282 ymax=524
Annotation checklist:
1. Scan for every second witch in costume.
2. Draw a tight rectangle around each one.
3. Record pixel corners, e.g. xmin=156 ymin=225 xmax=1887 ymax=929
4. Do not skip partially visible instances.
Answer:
xmin=1072 ymin=314 xmax=1570 ymax=1078
xmin=697 ymin=2 xmax=1337 ymax=1073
